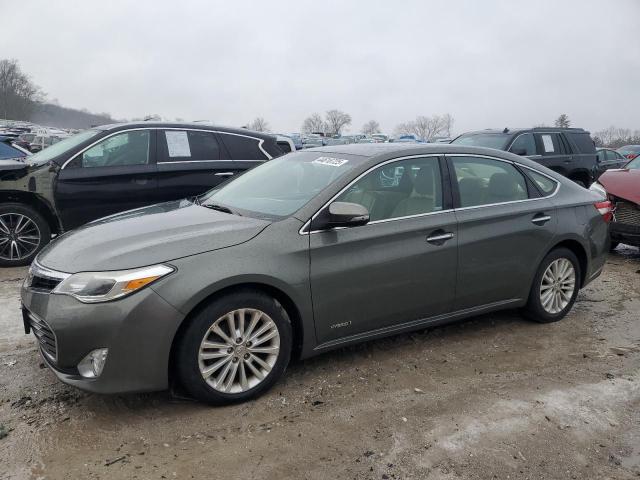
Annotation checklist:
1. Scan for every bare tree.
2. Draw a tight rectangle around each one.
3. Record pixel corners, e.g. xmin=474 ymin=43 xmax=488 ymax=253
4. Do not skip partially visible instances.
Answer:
xmin=0 ymin=59 xmax=43 ymax=120
xmin=394 ymin=113 xmax=454 ymax=141
xmin=394 ymin=122 xmax=414 ymax=136
xmin=301 ymin=113 xmax=326 ymax=134
xmin=440 ymin=113 xmax=454 ymax=137
xmin=554 ymin=114 xmax=571 ymax=128
xmin=325 ymin=109 xmax=352 ymax=136
xmin=593 ymin=125 xmax=640 ymax=149
xmin=247 ymin=117 xmax=270 ymax=132
xmin=362 ymin=120 xmax=381 ymax=136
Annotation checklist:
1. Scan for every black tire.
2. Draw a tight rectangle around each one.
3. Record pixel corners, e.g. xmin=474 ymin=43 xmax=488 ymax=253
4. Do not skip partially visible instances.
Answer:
xmin=572 ymin=179 xmax=587 ymax=188
xmin=523 ymin=247 xmax=581 ymax=323
xmin=175 ymin=289 xmax=292 ymax=405
xmin=0 ymin=203 xmax=51 ymax=267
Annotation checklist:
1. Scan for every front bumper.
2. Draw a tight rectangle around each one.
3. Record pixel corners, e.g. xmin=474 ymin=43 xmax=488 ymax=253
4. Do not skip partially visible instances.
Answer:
xmin=21 ymin=283 xmax=184 ymax=394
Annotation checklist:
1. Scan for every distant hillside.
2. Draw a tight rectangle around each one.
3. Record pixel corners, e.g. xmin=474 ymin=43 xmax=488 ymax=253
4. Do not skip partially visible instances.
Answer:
xmin=28 ymin=103 xmax=116 ymax=129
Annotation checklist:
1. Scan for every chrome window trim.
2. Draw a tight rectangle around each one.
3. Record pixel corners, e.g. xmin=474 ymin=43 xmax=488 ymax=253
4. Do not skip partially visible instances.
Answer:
xmin=159 ymin=159 xmax=265 ymax=165
xmin=61 ymin=127 xmax=271 ymax=169
xmin=299 ymin=153 xmax=561 ymax=235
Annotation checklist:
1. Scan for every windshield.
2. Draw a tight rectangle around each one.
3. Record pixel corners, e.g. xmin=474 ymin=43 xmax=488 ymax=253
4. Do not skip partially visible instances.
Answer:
xmin=200 ymin=151 xmax=365 ymax=218
xmin=618 ymin=145 xmax=640 ymax=155
xmin=451 ymin=133 xmax=511 ymax=150
xmin=26 ymin=129 xmax=100 ymax=165
xmin=626 ymin=156 xmax=640 ymax=169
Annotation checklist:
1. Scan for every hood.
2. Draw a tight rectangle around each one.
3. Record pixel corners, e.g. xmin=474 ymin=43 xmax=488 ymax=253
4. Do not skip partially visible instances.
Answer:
xmin=0 ymin=159 xmax=28 ymax=179
xmin=598 ymin=169 xmax=640 ymax=204
xmin=37 ymin=200 xmax=270 ymax=272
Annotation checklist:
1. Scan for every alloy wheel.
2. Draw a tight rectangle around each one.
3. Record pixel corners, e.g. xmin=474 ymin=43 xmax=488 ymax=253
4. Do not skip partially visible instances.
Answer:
xmin=198 ymin=308 xmax=280 ymax=394
xmin=0 ymin=213 xmax=41 ymax=262
xmin=539 ymin=258 xmax=576 ymax=314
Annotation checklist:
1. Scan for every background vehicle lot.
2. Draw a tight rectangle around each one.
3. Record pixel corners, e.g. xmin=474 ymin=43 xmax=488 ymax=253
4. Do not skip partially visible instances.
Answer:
xmin=1 ymin=249 xmax=639 ymax=479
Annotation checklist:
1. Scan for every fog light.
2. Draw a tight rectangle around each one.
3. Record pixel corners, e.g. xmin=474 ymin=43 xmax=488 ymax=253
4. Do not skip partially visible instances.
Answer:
xmin=77 ymin=348 xmax=109 ymax=378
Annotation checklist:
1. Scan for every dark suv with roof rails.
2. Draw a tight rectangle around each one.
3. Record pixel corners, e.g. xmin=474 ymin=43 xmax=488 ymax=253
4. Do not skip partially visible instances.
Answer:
xmin=451 ymin=127 xmax=597 ymax=188
xmin=0 ymin=122 xmax=284 ymax=266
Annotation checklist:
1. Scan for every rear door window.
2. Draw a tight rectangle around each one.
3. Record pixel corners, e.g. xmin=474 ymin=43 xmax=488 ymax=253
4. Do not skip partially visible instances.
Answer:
xmin=452 ymin=156 xmax=528 ymax=207
xmin=218 ymin=133 xmax=268 ymax=160
xmin=158 ymin=130 xmax=220 ymax=162
xmin=537 ymin=134 xmax=561 ymax=156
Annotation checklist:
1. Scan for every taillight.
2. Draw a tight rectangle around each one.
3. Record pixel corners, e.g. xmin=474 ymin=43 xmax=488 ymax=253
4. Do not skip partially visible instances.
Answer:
xmin=594 ymin=200 xmax=613 ymax=223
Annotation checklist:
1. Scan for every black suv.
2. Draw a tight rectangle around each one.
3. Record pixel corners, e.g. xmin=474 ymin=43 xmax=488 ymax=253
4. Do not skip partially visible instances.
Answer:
xmin=451 ymin=127 xmax=597 ymax=187
xmin=0 ymin=122 xmax=284 ymax=266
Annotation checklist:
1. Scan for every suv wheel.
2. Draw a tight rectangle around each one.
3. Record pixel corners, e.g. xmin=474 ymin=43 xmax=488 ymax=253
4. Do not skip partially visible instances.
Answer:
xmin=0 ymin=203 xmax=51 ymax=267
xmin=523 ymin=247 xmax=581 ymax=323
xmin=175 ymin=290 xmax=292 ymax=404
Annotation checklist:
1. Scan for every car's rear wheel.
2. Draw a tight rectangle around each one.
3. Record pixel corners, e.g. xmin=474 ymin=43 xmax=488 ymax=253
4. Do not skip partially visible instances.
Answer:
xmin=523 ymin=247 xmax=580 ymax=323
xmin=175 ymin=290 xmax=292 ymax=404
xmin=0 ymin=203 xmax=51 ymax=267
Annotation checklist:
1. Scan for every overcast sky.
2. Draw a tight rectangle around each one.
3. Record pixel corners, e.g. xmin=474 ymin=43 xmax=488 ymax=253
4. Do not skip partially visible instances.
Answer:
xmin=1 ymin=0 xmax=639 ymax=134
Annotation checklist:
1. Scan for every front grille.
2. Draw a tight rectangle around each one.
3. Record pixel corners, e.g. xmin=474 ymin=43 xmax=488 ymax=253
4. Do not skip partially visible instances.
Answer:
xmin=30 ymin=275 xmax=62 ymax=292
xmin=24 ymin=310 xmax=57 ymax=362
xmin=614 ymin=201 xmax=640 ymax=227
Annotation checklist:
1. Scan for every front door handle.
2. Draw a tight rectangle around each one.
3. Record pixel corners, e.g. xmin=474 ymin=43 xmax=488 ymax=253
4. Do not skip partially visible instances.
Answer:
xmin=532 ymin=213 xmax=551 ymax=225
xmin=132 ymin=178 xmax=148 ymax=185
xmin=426 ymin=231 xmax=455 ymax=245
xmin=214 ymin=172 xmax=235 ymax=177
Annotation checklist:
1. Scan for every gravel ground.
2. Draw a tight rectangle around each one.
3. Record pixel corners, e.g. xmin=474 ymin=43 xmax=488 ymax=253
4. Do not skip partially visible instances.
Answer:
xmin=0 ymin=247 xmax=639 ymax=480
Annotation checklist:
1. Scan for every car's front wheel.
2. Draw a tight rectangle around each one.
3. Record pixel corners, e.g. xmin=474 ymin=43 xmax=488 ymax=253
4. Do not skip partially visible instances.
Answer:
xmin=0 ymin=203 xmax=51 ymax=267
xmin=523 ymin=247 xmax=581 ymax=323
xmin=175 ymin=290 xmax=292 ymax=404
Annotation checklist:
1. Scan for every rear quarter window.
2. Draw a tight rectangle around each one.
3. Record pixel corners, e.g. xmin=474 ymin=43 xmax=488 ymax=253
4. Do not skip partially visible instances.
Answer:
xmin=219 ymin=134 xmax=268 ymax=160
xmin=566 ymin=132 xmax=596 ymax=154
xmin=525 ymin=169 xmax=558 ymax=196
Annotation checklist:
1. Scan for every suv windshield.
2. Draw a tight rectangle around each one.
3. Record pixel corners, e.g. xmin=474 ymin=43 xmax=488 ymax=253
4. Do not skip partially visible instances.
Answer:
xmin=26 ymin=129 xmax=100 ymax=165
xmin=451 ymin=133 xmax=511 ymax=150
xmin=200 ymin=151 xmax=365 ymax=219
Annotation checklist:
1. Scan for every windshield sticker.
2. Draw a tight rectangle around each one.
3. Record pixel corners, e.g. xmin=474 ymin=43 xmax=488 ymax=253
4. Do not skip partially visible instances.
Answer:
xmin=312 ymin=156 xmax=348 ymax=167
xmin=165 ymin=131 xmax=191 ymax=157
xmin=541 ymin=134 xmax=555 ymax=153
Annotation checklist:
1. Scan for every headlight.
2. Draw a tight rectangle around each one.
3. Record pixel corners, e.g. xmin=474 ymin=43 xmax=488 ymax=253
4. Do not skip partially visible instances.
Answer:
xmin=52 ymin=264 xmax=174 ymax=303
xmin=589 ymin=182 xmax=607 ymax=198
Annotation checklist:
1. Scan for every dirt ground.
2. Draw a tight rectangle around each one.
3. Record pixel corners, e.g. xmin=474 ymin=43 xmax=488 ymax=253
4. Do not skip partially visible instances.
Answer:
xmin=0 ymin=248 xmax=639 ymax=480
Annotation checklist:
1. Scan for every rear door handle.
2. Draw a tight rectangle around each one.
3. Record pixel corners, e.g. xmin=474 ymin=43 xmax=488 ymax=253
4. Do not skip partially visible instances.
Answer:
xmin=426 ymin=231 xmax=455 ymax=245
xmin=132 ymin=178 xmax=148 ymax=185
xmin=215 ymin=172 xmax=235 ymax=177
xmin=532 ymin=214 xmax=551 ymax=225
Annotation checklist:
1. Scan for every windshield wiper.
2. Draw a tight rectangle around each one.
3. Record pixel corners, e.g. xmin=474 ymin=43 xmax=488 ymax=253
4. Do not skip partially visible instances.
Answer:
xmin=202 ymin=203 xmax=241 ymax=216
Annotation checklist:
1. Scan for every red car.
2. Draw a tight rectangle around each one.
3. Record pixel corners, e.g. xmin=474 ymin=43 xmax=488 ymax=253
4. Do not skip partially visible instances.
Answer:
xmin=590 ymin=155 xmax=640 ymax=249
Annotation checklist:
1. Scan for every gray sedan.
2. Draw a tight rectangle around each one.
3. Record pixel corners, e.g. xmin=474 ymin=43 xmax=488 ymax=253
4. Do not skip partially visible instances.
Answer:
xmin=21 ymin=144 xmax=611 ymax=404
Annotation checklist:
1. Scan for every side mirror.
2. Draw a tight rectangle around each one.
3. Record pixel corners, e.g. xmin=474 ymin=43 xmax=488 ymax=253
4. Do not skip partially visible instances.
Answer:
xmin=510 ymin=147 xmax=527 ymax=156
xmin=313 ymin=202 xmax=370 ymax=230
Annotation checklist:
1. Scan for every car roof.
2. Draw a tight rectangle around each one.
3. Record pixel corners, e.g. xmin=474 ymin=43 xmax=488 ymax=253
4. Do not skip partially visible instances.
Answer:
xmin=301 ymin=143 xmax=545 ymax=168
xmin=94 ymin=122 xmax=275 ymax=140
xmin=460 ymin=127 xmax=590 ymax=136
